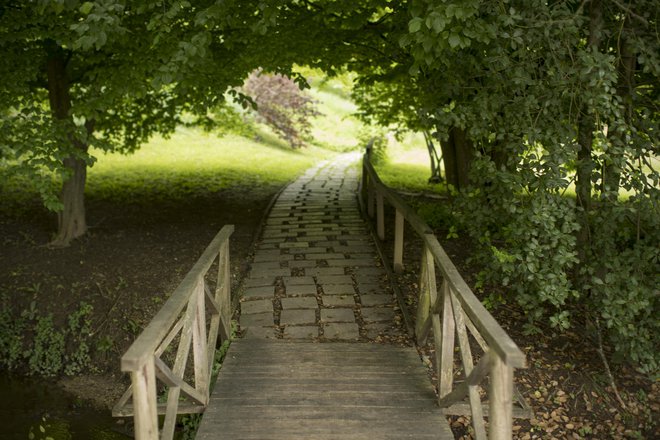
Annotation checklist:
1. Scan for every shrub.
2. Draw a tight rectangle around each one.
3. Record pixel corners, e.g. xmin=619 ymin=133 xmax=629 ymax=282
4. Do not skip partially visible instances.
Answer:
xmin=242 ymin=69 xmax=320 ymax=148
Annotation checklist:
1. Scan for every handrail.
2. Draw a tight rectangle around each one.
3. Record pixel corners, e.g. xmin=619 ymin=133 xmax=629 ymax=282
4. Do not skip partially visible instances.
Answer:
xmin=113 ymin=225 xmax=234 ymax=440
xmin=359 ymin=149 xmax=529 ymax=440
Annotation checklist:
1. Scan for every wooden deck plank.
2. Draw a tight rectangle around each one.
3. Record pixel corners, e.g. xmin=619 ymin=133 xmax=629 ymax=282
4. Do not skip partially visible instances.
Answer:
xmin=196 ymin=339 xmax=454 ymax=439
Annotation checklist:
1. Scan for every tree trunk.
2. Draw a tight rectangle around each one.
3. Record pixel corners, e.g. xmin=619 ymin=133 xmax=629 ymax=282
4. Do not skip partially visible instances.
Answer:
xmin=423 ymin=130 xmax=443 ymax=183
xmin=46 ymin=43 xmax=88 ymax=247
xmin=602 ymin=16 xmax=634 ymax=202
xmin=453 ymin=127 xmax=473 ymax=190
xmin=440 ymin=129 xmax=459 ymax=189
xmin=439 ymin=127 xmax=474 ymax=191
xmin=575 ymin=0 xmax=602 ymax=263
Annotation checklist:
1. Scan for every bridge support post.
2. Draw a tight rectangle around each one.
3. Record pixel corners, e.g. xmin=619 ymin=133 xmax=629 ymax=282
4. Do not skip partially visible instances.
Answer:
xmin=376 ymin=192 xmax=385 ymax=240
xmin=131 ymin=358 xmax=158 ymax=440
xmin=393 ymin=210 xmax=404 ymax=272
xmin=489 ymin=355 xmax=514 ymax=440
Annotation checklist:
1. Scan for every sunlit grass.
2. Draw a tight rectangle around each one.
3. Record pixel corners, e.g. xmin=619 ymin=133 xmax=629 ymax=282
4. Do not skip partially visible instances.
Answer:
xmin=87 ymin=127 xmax=335 ymax=203
xmin=308 ymin=86 xmax=362 ymax=152
xmin=373 ymin=132 xmax=446 ymax=194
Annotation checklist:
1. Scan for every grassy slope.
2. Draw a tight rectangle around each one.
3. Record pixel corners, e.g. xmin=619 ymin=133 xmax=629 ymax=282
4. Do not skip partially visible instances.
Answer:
xmin=87 ymin=128 xmax=335 ymax=204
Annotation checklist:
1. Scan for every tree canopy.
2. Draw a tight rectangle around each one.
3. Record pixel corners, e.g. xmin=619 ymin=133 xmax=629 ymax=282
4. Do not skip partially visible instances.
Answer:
xmin=1 ymin=0 xmax=658 ymax=373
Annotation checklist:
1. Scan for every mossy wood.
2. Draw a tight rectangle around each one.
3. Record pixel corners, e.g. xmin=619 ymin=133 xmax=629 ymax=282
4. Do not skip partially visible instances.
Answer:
xmin=360 ymin=150 xmax=531 ymax=440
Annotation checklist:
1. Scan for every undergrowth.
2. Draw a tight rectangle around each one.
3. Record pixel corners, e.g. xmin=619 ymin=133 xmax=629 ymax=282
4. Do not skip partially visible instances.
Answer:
xmin=0 ymin=297 xmax=95 ymax=377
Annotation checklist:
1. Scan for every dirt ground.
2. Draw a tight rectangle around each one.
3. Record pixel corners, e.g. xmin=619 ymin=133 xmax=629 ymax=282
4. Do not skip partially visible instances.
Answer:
xmin=0 ymin=185 xmax=276 ymax=409
xmin=1 ymin=187 xmax=657 ymax=439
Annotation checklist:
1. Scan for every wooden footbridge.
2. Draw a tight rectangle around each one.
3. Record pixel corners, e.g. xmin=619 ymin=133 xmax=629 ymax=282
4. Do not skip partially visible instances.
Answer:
xmin=113 ymin=150 xmax=529 ymax=439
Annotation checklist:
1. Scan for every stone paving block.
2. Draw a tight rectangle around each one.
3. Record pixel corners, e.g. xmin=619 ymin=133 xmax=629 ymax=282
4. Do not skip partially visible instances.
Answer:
xmin=242 ymin=285 xmax=275 ymax=299
xmin=281 ymin=297 xmax=318 ymax=309
xmin=307 ymin=267 xmax=345 ymax=277
xmin=313 ymin=241 xmax=342 ymax=248
xmin=323 ymin=322 xmax=360 ymax=340
xmin=322 ymin=284 xmax=356 ymax=295
xmin=239 ymin=312 xmax=273 ymax=329
xmin=348 ymin=253 xmax=374 ymax=260
xmin=358 ymin=268 xmax=386 ymax=278
xmin=253 ymin=268 xmax=291 ymax=278
xmin=359 ymin=294 xmax=392 ymax=306
xmin=322 ymin=295 xmax=356 ymax=307
xmin=283 ymin=325 xmax=319 ymax=339
xmin=244 ymin=277 xmax=276 ymax=288
xmin=343 ymin=258 xmax=378 ymax=267
xmin=299 ymin=234 xmax=331 ymax=242
xmin=285 ymin=284 xmax=317 ymax=296
xmin=250 ymin=261 xmax=282 ymax=271
xmin=243 ymin=326 xmax=279 ymax=339
xmin=280 ymin=309 xmax=317 ymax=326
xmin=282 ymin=276 xmax=315 ymax=286
xmin=291 ymin=247 xmax=328 ymax=255
xmin=334 ymin=245 xmax=375 ymax=254
xmin=364 ymin=323 xmax=391 ymax=339
xmin=288 ymin=260 xmax=319 ymax=269
xmin=320 ymin=308 xmax=356 ymax=323
xmin=313 ymin=253 xmax=345 ymax=260
xmin=358 ymin=282 xmax=385 ymax=295
xmin=316 ymin=275 xmax=353 ymax=285
xmin=325 ymin=258 xmax=352 ymax=267
xmin=361 ymin=306 xmax=395 ymax=323
xmin=253 ymin=250 xmax=282 ymax=260
xmin=279 ymin=241 xmax=309 ymax=249
xmin=241 ymin=299 xmax=273 ymax=314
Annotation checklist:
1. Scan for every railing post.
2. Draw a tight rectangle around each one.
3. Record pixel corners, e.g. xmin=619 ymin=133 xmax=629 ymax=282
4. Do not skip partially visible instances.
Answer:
xmin=489 ymin=355 xmax=514 ymax=440
xmin=193 ymin=277 xmax=209 ymax=399
xmin=393 ymin=209 xmax=404 ymax=272
xmin=367 ymin=181 xmax=375 ymax=218
xmin=438 ymin=280 xmax=455 ymax=399
xmin=131 ymin=358 xmax=158 ymax=440
xmin=376 ymin=192 xmax=385 ymax=240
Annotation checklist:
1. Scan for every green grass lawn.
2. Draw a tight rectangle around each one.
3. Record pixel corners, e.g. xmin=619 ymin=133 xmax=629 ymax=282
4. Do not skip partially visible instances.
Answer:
xmin=373 ymin=133 xmax=446 ymax=194
xmin=87 ymin=127 xmax=336 ymax=203
xmin=0 ymin=128 xmax=337 ymax=215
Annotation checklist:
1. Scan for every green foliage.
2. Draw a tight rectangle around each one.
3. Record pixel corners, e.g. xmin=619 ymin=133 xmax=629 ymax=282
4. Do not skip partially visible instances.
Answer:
xmin=0 ymin=295 xmax=26 ymax=370
xmin=28 ymin=314 xmax=66 ymax=377
xmin=456 ymin=155 xmax=581 ymax=332
xmin=64 ymin=302 xmax=93 ymax=376
xmin=584 ymin=201 xmax=660 ymax=374
xmin=340 ymin=0 xmax=660 ymax=375
xmin=359 ymin=126 xmax=388 ymax=166
xmin=0 ymin=300 xmax=94 ymax=377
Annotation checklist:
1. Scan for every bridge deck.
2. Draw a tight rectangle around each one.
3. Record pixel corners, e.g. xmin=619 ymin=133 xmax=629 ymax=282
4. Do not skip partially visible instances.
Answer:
xmin=196 ymin=340 xmax=453 ymax=439
xmin=196 ymin=153 xmax=453 ymax=439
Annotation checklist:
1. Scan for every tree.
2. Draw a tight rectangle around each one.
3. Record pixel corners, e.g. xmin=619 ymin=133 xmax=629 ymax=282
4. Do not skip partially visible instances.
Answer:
xmin=242 ymin=69 xmax=320 ymax=148
xmin=395 ymin=0 xmax=659 ymax=372
xmin=327 ymin=0 xmax=658 ymax=373
xmin=0 ymin=0 xmax=283 ymax=246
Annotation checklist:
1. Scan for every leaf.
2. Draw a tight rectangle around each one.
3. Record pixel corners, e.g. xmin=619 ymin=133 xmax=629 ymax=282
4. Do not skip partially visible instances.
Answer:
xmin=408 ymin=17 xmax=423 ymax=33
xmin=79 ymin=2 xmax=94 ymax=15
xmin=448 ymin=33 xmax=461 ymax=48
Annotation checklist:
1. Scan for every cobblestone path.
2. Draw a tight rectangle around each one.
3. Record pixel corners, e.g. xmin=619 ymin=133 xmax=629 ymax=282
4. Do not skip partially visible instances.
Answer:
xmin=238 ymin=152 xmax=408 ymax=342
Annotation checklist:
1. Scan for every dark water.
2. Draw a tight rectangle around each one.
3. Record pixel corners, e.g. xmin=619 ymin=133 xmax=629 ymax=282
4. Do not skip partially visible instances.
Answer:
xmin=0 ymin=375 xmax=129 ymax=440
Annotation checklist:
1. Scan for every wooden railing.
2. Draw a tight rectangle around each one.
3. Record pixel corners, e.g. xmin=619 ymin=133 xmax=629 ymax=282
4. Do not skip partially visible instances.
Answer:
xmin=359 ymin=149 xmax=529 ymax=440
xmin=113 ymin=225 xmax=234 ymax=440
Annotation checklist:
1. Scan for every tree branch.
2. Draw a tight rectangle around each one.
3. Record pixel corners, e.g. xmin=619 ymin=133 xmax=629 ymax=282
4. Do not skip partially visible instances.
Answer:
xmin=611 ymin=0 xmax=649 ymax=25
